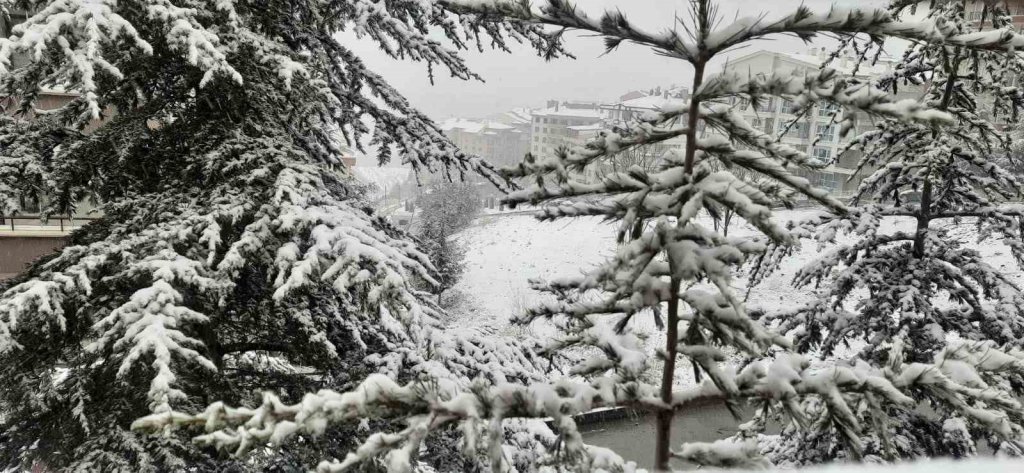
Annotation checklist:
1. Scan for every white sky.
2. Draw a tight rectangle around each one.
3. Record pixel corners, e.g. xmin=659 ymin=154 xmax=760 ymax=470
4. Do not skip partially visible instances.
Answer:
xmin=343 ymin=0 xmax=894 ymax=121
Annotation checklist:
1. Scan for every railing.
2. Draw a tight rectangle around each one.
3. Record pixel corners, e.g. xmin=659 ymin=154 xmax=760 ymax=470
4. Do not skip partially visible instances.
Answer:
xmin=0 ymin=214 xmax=99 ymax=234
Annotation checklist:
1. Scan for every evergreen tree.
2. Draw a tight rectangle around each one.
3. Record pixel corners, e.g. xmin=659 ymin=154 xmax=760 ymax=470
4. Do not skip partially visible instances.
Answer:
xmin=415 ymin=179 xmax=481 ymax=304
xmin=751 ymin=0 xmax=1024 ymax=464
xmin=143 ymin=2 xmax=1024 ymax=471
xmin=0 ymin=0 xmax=564 ymax=470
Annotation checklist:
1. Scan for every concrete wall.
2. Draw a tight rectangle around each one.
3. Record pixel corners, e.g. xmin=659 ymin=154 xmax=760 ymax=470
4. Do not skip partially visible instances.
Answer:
xmin=0 ymin=236 xmax=66 ymax=280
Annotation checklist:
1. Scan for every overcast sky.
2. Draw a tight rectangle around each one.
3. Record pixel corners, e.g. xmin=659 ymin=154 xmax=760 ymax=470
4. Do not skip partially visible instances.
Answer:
xmin=344 ymin=0 xmax=895 ymax=122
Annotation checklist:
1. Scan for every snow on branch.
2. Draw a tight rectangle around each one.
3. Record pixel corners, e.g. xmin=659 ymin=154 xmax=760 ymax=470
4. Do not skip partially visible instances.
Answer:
xmin=696 ymin=131 xmax=847 ymax=213
xmin=704 ymin=5 xmax=1024 ymax=55
xmin=0 ymin=0 xmax=240 ymax=120
xmin=443 ymin=1 xmax=1024 ymax=66
xmin=699 ymin=68 xmax=952 ymax=138
xmin=441 ymin=0 xmax=702 ymax=61
xmin=136 ymin=350 xmax=945 ymax=470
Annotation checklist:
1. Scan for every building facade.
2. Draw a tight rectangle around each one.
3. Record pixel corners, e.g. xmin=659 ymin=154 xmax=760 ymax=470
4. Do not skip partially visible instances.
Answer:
xmin=718 ymin=49 xmax=898 ymax=198
xmin=965 ymin=0 xmax=1024 ymax=29
xmin=440 ymin=117 xmax=530 ymax=168
xmin=529 ymin=101 xmax=604 ymax=157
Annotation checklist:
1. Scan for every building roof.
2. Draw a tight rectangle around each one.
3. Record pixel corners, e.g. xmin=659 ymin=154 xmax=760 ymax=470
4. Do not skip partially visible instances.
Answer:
xmin=613 ymin=95 xmax=687 ymax=111
xmin=725 ymin=49 xmax=895 ymax=77
xmin=486 ymin=107 xmax=533 ymax=125
xmin=439 ymin=117 xmax=521 ymax=134
xmin=532 ymin=106 xmax=604 ymax=119
xmin=567 ymin=123 xmax=604 ymax=131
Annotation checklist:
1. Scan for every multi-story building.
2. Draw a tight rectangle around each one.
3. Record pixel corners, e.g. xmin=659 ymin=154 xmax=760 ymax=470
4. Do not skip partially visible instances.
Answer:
xmin=440 ymin=117 xmax=530 ymax=168
xmin=965 ymin=0 xmax=1024 ymax=29
xmin=601 ymin=89 xmax=691 ymax=167
xmin=529 ymin=100 xmax=604 ymax=157
xmin=718 ymin=48 xmax=898 ymax=198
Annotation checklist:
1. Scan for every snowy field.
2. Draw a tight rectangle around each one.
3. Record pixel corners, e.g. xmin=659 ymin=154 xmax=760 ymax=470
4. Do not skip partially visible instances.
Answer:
xmin=351 ymin=165 xmax=411 ymax=199
xmin=452 ymin=209 xmax=1023 ymax=353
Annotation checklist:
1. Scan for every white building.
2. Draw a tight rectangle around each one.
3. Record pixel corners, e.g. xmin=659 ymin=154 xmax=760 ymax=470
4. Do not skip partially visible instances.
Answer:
xmin=719 ymin=48 xmax=898 ymax=197
xmin=529 ymin=101 xmax=605 ymax=157
xmin=601 ymin=90 xmax=691 ymax=167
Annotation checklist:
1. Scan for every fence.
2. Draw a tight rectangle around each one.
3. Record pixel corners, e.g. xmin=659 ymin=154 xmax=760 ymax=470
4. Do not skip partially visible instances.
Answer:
xmin=0 ymin=214 xmax=98 ymax=233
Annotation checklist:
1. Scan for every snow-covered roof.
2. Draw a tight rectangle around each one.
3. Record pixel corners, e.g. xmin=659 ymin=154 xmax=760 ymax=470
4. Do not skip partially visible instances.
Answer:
xmin=611 ymin=95 xmax=687 ymax=111
xmin=533 ymin=107 xmax=604 ymax=119
xmin=484 ymin=121 xmax=514 ymax=130
xmin=726 ymin=49 xmax=895 ymax=78
xmin=567 ymin=123 xmax=603 ymax=131
xmin=439 ymin=118 xmax=516 ymax=134
xmin=439 ymin=118 xmax=483 ymax=132
xmin=487 ymin=107 xmax=533 ymax=125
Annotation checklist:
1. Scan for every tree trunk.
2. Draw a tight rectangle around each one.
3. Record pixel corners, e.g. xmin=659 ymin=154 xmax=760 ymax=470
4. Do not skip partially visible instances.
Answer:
xmin=913 ymin=50 xmax=958 ymax=258
xmin=655 ymin=275 xmax=683 ymax=471
xmin=913 ymin=176 xmax=932 ymax=258
xmin=655 ymin=37 xmax=707 ymax=471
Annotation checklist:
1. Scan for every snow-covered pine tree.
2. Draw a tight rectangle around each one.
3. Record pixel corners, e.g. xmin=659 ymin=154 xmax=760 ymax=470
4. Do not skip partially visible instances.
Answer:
xmin=750 ymin=0 xmax=1024 ymax=464
xmin=0 ymin=0 xmax=567 ymax=470
xmin=139 ymin=2 xmax=1024 ymax=472
xmin=415 ymin=179 xmax=481 ymax=304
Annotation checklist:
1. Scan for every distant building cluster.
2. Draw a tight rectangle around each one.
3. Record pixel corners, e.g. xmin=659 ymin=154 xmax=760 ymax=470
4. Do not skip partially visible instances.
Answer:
xmin=440 ymin=48 xmax=907 ymax=199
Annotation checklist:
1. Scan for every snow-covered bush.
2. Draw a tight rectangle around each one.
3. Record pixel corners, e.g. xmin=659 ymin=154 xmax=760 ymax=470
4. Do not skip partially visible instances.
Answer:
xmin=136 ymin=1 xmax=1024 ymax=472
xmin=416 ymin=180 xmax=482 ymax=304
xmin=0 ymin=0 xmax=565 ymax=470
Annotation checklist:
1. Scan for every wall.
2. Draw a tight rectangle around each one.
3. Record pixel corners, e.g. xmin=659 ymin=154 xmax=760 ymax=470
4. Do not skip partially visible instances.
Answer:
xmin=0 ymin=236 xmax=67 ymax=280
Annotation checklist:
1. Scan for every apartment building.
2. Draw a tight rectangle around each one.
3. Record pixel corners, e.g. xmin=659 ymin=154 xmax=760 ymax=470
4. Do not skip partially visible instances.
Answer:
xmin=718 ymin=48 xmax=898 ymax=198
xmin=440 ymin=117 xmax=530 ymax=168
xmin=601 ymin=89 xmax=691 ymax=166
xmin=965 ymin=0 xmax=1024 ymax=29
xmin=529 ymin=101 xmax=604 ymax=157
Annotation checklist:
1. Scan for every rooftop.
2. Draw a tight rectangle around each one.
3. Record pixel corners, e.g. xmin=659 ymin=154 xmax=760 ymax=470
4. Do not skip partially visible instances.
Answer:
xmin=610 ymin=95 xmax=687 ymax=111
xmin=726 ymin=48 xmax=896 ymax=77
xmin=532 ymin=106 xmax=604 ymax=119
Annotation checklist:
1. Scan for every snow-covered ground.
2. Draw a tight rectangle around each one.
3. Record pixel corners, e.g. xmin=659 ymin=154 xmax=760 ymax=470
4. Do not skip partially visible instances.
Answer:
xmin=453 ymin=213 xmax=617 ymax=330
xmin=452 ymin=209 xmax=1022 ymax=347
xmin=452 ymin=210 xmax=825 ymax=333
xmin=351 ymin=165 xmax=411 ymax=198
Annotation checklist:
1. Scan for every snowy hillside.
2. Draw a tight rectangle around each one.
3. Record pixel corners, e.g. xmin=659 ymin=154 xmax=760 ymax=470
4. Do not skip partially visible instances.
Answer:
xmin=351 ymin=165 xmax=412 ymax=194
xmin=453 ymin=211 xmax=824 ymax=331
xmin=453 ymin=210 xmax=1022 ymax=336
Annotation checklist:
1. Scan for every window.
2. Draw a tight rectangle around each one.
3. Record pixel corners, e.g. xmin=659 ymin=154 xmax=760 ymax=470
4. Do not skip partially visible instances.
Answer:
xmin=1 ymin=11 xmax=30 ymax=68
xmin=763 ymin=118 xmax=775 ymax=135
xmin=756 ymin=97 xmax=776 ymax=113
xmin=811 ymin=172 xmax=838 ymax=191
xmin=812 ymin=147 xmax=832 ymax=161
xmin=816 ymin=124 xmax=836 ymax=143
xmin=0 ymin=10 xmax=28 ymax=37
xmin=781 ymin=100 xmax=797 ymax=115
xmin=818 ymin=102 xmax=840 ymax=117
xmin=783 ymin=121 xmax=810 ymax=139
